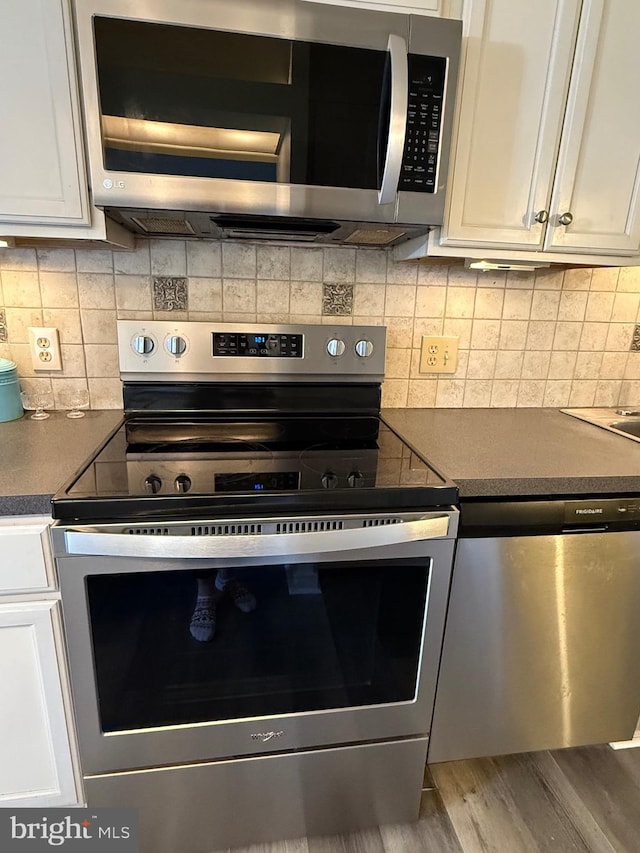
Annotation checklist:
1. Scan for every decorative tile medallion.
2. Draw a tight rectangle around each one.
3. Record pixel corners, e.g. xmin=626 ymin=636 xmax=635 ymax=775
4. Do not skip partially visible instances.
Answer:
xmin=632 ymin=324 xmax=640 ymax=352
xmin=322 ymin=283 xmax=354 ymax=316
xmin=0 ymin=309 xmax=7 ymax=343
xmin=153 ymin=277 xmax=188 ymax=311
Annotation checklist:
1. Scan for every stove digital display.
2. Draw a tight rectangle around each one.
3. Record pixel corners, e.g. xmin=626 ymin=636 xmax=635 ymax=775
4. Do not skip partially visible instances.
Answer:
xmin=215 ymin=472 xmax=300 ymax=492
xmin=213 ymin=333 xmax=303 ymax=357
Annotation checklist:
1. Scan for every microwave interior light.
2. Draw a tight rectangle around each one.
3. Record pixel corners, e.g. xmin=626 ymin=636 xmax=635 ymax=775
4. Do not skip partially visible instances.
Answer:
xmin=465 ymin=259 xmax=550 ymax=272
xmin=102 ymin=116 xmax=282 ymax=162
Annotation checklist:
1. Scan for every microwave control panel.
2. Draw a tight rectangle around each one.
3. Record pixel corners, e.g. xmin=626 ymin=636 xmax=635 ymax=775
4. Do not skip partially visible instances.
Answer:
xmin=399 ymin=55 xmax=447 ymax=193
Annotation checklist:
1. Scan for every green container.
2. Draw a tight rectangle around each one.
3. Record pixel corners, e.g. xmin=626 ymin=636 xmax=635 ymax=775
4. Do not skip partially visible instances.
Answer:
xmin=0 ymin=359 xmax=24 ymax=422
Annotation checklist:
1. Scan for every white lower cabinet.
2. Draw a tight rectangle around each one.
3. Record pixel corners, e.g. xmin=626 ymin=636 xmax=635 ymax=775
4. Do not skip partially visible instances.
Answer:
xmin=0 ymin=518 xmax=55 ymax=595
xmin=0 ymin=601 xmax=78 ymax=807
xmin=0 ymin=517 xmax=81 ymax=808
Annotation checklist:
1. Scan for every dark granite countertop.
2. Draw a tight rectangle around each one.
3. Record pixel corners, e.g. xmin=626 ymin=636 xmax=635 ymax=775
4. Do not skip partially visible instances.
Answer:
xmin=2 ymin=407 xmax=640 ymax=515
xmin=0 ymin=411 xmax=122 ymax=516
xmin=382 ymin=407 xmax=640 ymax=499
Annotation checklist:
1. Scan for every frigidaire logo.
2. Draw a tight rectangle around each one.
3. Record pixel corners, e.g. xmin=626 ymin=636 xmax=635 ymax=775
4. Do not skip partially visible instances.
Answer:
xmin=0 ymin=809 xmax=138 ymax=851
xmin=575 ymin=508 xmax=604 ymax=514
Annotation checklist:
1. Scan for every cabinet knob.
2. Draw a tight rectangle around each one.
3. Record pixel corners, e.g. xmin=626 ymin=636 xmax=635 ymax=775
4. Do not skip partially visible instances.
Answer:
xmin=534 ymin=209 xmax=549 ymax=224
xmin=558 ymin=211 xmax=574 ymax=226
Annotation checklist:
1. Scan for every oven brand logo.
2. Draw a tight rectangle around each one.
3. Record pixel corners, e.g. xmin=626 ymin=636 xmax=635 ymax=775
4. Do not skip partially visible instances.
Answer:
xmin=251 ymin=730 xmax=285 ymax=742
xmin=575 ymin=508 xmax=604 ymax=514
xmin=0 ymin=809 xmax=138 ymax=851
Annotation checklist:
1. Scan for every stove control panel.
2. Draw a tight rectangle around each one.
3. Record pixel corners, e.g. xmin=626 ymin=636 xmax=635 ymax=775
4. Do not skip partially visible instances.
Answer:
xmin=118 ymin=321 xmax=386 ymax=381
xmin=213 ymin=332 xmax=302 ymax=358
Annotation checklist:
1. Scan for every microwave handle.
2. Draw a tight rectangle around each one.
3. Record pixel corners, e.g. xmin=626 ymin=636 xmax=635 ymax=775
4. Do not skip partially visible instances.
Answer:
xmin=63 ymin=514 xmax=451 ymax=560
xmin=378 ymin=34 xmax=409 ymax=205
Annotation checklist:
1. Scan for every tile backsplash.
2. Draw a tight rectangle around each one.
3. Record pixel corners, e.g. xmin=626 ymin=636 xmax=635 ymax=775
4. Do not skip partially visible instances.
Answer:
xmin=1 ymin=240 xmax=640 ymax=411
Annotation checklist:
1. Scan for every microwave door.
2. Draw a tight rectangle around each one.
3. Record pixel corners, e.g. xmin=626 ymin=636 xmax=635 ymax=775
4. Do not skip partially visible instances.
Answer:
xmin=93 ymin=18 xmax=390 ymax=195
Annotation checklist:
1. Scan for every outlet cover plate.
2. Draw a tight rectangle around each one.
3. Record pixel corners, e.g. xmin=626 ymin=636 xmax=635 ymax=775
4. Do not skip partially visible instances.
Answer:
xmin=420 ymin=335 xmax=459 ymax=374
xmin=28 ymin=326 xmax=62 ymax=371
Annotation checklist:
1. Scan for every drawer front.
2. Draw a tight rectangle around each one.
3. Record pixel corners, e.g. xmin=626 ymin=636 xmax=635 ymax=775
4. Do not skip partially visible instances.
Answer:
xmin=0 ymin=519 xmax=55 ymax=594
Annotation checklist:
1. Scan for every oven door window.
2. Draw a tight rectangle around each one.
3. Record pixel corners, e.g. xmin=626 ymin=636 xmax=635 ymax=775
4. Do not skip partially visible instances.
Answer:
xmin=87 ymin=558 xmax=430 ymax=733
xmin=94 ymin=17 xmax=386 ymax=190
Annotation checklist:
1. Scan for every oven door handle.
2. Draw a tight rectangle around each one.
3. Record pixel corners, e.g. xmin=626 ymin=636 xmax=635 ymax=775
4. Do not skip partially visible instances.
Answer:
xmin=63 ymin=514 xmax=452 ymax=560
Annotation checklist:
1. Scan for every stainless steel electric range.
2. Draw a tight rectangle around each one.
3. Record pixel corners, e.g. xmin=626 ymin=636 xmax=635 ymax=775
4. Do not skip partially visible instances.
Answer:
xmin=51 ymin=321 xmax=458 ymax=853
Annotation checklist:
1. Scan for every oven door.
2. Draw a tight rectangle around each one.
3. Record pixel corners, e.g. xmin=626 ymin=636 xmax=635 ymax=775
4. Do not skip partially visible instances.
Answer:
xmin=54 ymin=510 xmax=457 ymax=776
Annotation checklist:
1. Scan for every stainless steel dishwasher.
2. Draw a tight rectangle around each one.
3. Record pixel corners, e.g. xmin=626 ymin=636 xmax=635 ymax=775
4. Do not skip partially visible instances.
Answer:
xmin=428 ymin=497 xmax=640 ymax=764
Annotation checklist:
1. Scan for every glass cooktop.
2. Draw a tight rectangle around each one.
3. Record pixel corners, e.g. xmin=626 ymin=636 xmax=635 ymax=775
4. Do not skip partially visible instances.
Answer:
xmin=52 ymin=416 xmax=457 ymax=521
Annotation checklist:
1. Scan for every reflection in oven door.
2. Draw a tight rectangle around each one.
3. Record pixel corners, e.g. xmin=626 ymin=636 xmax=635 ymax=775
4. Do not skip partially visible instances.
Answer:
xmin=90 ymin=559 xmax=427 ymax=733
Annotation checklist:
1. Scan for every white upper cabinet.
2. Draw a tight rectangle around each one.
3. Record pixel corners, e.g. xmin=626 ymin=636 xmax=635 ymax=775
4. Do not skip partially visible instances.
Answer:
xmin=0 ymin=0 xmax=91 ymax=226
xmin=441 ymin=0 xmax=640 ymax=257
xmin=545 ymin=0 xmax=640 ymax=254
xmin=442 ymin=0 xmax=581 ymax=249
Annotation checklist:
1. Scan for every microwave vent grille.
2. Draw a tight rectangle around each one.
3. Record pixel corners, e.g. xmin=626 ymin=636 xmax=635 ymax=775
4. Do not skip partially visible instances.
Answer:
xmin=131 ymin=216 xmax=195 ymax=235
xmin=344 ymin=228 xmax=407 ymax=245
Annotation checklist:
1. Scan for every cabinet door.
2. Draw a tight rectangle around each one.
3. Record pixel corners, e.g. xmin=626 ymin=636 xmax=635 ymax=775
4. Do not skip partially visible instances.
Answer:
xmin=0 ymin=602 xmax=79 ymax=807
xmin=0 ymin=519 xmax=55 ymax=595
xmin=441 ymin=0 xmax=582 ymax=249
xmin=545 ymin=0 xmax=640 ymax=255
xmin=0 ymin=0 xmax=90 ymax=225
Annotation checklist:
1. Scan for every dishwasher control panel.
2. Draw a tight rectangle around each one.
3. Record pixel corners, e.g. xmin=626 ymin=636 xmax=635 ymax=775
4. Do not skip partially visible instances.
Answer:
xmin=564 ymin=499 xmax=640 ymax=525
xmin=461 ymin=497 xmax=640 ymax=535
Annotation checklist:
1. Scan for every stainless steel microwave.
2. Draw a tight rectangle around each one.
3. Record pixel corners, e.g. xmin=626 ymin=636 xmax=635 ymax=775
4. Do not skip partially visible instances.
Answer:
xmin=73 ymin=0 xmax=462 ymax=245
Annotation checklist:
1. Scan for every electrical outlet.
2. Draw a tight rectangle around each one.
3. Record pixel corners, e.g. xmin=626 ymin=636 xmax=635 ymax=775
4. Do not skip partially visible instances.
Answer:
xmin=28 ymin=327 xmax=62 ymax=371
xmin=419 ymin=336 xmax=459 ymax=374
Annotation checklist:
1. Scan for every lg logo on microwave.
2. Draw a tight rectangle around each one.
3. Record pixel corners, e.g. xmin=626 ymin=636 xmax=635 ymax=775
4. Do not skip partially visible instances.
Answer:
xmin=103 ymin=179 xmax=126 ymax=190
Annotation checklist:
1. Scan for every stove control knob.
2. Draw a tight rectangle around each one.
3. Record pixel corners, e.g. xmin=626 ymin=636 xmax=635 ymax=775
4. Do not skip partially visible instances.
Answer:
xmin=144 ymin=475 xmax=162 ymax=494
xmin=174 ymin=474 xmax=192 ymax=493
xmin=133 ymin=335 xmax=155 ymax=356
xmin=166 ymin=335 xmax=187 ymax=357
xmin=348 ymin=472 xmax=365 ymax=488
xmin=321 ymin=473 xmax=339 ymax=489
xmin=355 ymin=339 xmax=374 ymax=358
xmin=327 ymin=338 xmax=346 ymax=357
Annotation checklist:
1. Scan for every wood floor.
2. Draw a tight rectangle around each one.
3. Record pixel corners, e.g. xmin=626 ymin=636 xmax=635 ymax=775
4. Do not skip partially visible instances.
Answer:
xmin=230 ymin=745 xmax=640 ymax=853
